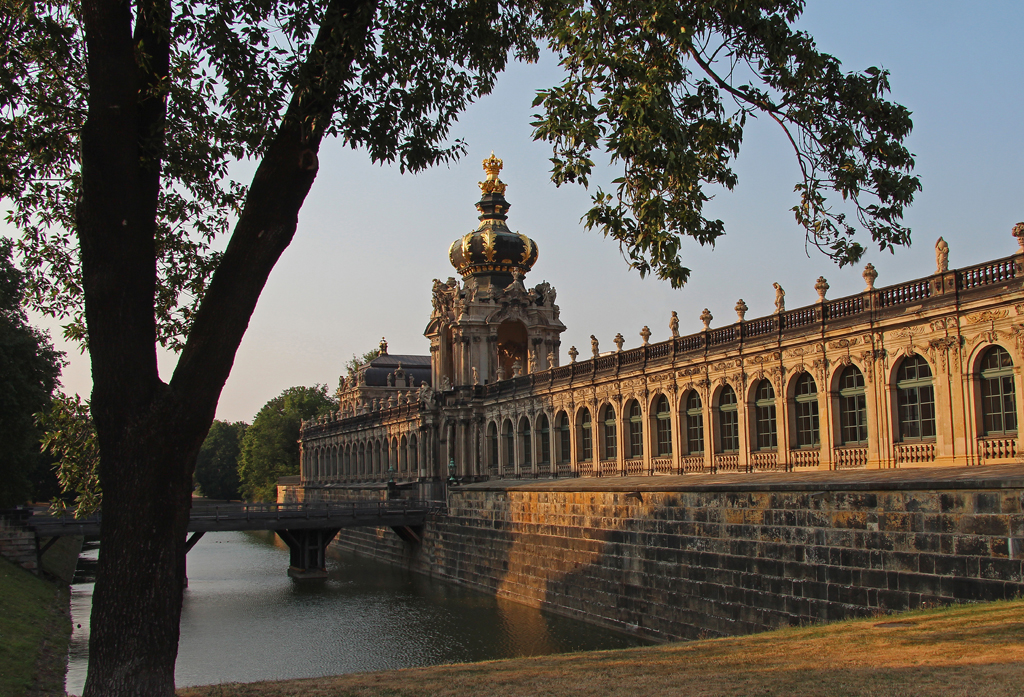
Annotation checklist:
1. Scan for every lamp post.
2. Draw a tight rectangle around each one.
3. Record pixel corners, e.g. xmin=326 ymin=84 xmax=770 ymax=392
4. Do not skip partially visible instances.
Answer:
xmin=447 ymin=456 xmax=457 ymax=485
xmin=388 ymin=465 xmax=395 ymax=484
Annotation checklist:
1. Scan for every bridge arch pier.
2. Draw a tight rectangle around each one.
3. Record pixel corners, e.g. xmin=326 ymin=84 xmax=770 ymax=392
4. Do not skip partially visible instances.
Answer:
xmin=277 ymin=528 xmax=340 ymax=579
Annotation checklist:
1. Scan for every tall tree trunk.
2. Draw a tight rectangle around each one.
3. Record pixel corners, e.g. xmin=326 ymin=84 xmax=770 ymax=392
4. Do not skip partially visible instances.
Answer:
xmin=78 ymin=0 xmax=377 ymax=694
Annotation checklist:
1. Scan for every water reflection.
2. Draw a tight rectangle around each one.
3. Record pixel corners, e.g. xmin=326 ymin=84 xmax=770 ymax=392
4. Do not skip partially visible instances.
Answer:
xmin=67 ymin=531 xmax=644 ymax=693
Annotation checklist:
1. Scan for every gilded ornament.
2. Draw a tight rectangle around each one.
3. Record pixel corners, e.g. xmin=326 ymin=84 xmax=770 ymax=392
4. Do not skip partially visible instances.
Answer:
xmin=481 ymin=229 xmax=496 ymax=261
xmin=478 ymin=152 xmax=507 ymax=195
xmin=518 ymin=233 xmax=533 ymax=265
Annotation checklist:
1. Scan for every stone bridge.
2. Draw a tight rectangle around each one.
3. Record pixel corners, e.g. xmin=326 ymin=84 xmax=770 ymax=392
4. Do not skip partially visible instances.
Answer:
xmin=24 ymin=500 xmax=442 ymax=578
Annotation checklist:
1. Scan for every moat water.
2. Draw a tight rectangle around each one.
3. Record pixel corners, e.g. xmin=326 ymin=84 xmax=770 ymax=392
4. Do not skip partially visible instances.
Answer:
xmin=66 ymin=531 xmax=645 ymax=694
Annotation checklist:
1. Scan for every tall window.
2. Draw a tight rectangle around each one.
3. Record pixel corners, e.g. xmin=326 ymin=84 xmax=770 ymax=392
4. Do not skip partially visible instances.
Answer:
xmin=717 ymin=386 xmax=738 ymax=452
xmin=603 ymin=405 xmax=617 ymax=460
xmin=655 ymin=395 xmax=673 ymax=456
xmin=579 ymin=408 xmax=593 ymax=461
xmin=838 ymin=366 xmax=868 ymax=445
xmin=487 ymin=422 xmax=499 ymax=469
xmin=519 ymin=417 xmax=532 ymax=467
xmin=558 ymin=412 xmax=571 ymax=463
xmin=980 ymin=346 xmax=1017 ymax=435
xmin=628 ymin=400 xmax=643 ymax=458
xmin=754 ymin=380 xmax=777 ymax=450
xmin=896 ymin=355 xmax=936 ymax=441
xmin=537 ymin=413 xmax=551 ymax=464
xmin=686 ymin=392 xmax=704 ymax=454
xmin=503 ymin=420 xmax=515 ymax=468
xmin=794 ymin=373 xmax=820 ymax=447
xmin=409 ymin=435 xmax=418 ymax=471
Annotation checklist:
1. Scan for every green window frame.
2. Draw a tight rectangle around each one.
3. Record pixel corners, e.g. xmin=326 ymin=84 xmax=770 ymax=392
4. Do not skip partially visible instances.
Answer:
xmin=755 ymin=380 xmax=777 ymax=450
xmin=603 ymin=405 xmax=617 ymax=460
xmin=717 ymin=386 xmax=738 ymax=453
xmin=838 ymin=366 xmax=868 ymax=445
xmin=519 ymin=417 xmax=532 ymax=467
xmin=628 ymin=400 xmax=643 ymax=458
xmin=980 ymin=346 xmax=1017 ymax=435
xmin=794 ymin=373 xmax=820 ymax=448
xmin=537 ymin=414 xmax=551 ymax=464
xmin=896 ymin=355 xmax=936 ymax=441
xmin=558 ymin=412 xmax=571 ymax=463
xmin=579 ymin=409 xmax=592 ymax=461
xmin=656 ymin=395 xmax=673 ymax=456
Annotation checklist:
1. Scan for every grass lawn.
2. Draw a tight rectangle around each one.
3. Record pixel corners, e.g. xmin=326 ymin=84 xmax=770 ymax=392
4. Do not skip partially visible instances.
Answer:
xmin=0 ymin=556 xmax=71 ymax=697
xmin=179 ymin=599 xmax=1024 ymax=697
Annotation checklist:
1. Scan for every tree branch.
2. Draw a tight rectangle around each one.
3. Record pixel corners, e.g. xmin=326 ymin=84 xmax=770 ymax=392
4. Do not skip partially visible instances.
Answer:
xmin=168 ymin=0 xmax=378 ymax=425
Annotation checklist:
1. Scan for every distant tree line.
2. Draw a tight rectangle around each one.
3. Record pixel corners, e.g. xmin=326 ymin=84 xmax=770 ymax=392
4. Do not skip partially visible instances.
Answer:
xmin=195 ymin=384 xmax=334 ymax=502
xmin=0 ymin=238 xmax=63 ymax=509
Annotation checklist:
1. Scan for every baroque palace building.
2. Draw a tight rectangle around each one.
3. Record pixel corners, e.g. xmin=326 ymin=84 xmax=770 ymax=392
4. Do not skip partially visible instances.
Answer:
xmin=299 ymin=155 xmax=1024 ymax=494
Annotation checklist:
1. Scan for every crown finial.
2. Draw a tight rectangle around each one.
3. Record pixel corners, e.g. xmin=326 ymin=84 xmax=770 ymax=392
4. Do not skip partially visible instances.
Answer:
xmin=478 ymin=152 xmax=507 ymax=195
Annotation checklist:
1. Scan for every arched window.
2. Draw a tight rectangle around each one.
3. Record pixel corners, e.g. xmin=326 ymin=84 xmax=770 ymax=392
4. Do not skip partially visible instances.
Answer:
xmin=896 ymin=355 xmax=936 ymax=441
xmin=519 ymin=416 xmax=532 ymax=467
xmin=579 ymin=408 xmax=593 ymax=461
xmin=717 ymin=387 xmax=737 ymax=452
xmin=358 ymin=442 xmax=365 ymax=475
xmin=557 ymin=411 xmax=571 ymax=464
xmin=409 ymin=434 xmax=419 ymax=472
xmin=655 ymin=395 xmax=672 ymax=456
xmin=537 ymin=414 xmax=551 ymax=465
xmin=487 ymin=422 xmax=499 ymax=469
xmin=754 ymin=380 xmax=777 ymax=450
xmin=602 ymin=405 xmax=617 ymax=460
xmin=684 ymin=392 xmax=703 ymax=454
xmin=794 ymin=373 xmax=820 ymax=448
xmin=503 ymin=419 xmax=515 ymax=469
xmin=980 ymin=346 xmax=1017 ymax=435
xmin=627 ymin=400 xmax=643 ymax=458
xmin=399 ymin=436 xmax=408 ymax=472
xmin=838 ymin=365 xmax=868 ymax=445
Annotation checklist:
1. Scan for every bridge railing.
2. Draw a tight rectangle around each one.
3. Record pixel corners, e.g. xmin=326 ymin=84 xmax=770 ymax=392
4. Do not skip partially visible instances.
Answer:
xmin=27 ymin=499 xmax=445 ymax=534
xmin=189 ymin=499 xmax=444 ymax=522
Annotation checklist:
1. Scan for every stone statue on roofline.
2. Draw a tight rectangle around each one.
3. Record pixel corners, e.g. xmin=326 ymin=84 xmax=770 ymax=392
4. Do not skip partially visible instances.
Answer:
xmin=935 ymin=237 xmax=949 ymax=273
xmin=773 ymin=283 xmax=786 ymax=314
xmin=669 ymin=311 xmax=679 ymax=338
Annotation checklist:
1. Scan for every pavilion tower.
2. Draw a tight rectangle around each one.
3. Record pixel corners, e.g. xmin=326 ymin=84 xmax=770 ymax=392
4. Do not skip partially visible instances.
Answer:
xmin=425 ymin=154 xmax=565 ymax=389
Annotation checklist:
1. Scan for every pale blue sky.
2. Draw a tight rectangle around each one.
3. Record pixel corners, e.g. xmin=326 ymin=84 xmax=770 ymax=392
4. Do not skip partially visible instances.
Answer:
xmin=13 ymin=1 xmax=1024 ymax=423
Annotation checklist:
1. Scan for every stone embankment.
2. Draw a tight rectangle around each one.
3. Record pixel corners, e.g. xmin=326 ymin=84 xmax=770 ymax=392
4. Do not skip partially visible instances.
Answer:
xmin=0 ymin=516 xmax=40 ymax=572
xmin=296 ymin=464 xmax=1024 ymax=642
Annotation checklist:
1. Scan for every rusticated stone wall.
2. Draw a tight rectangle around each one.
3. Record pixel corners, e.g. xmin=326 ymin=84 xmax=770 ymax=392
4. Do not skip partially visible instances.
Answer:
xmin=309 ymin=465 xmax=1024 ymax=643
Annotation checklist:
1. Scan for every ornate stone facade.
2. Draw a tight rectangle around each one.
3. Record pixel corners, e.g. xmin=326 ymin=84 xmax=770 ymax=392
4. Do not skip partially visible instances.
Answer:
xmin=300 ymin=161 xmax=1024 ymax=491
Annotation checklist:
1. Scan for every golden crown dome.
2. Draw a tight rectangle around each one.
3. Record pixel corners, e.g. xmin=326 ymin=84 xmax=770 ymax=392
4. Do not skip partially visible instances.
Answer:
xmin=449 ymin=155 xmax=538 ymax=279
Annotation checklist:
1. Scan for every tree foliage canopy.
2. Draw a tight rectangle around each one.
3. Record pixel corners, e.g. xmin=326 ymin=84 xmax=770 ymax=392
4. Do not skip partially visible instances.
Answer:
xmin=533 ymin=0 xmax=919 ymax=286
xmin=195 ymin=419 xmax=246 ymax=501
xmin=238 ymin=385 xmax=333 ymax=502
xmin=1 ymin=0 xmax=919 ymax=347
xmin=0 ymin=238 xmax=62 ymax=507
xmin=344 ymin=348 xmax=380 ymax=377
xmin=1 ymin=0 xmax=538 ymax=347
xmin=37 ymin=392 xmax=99 ymax=517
